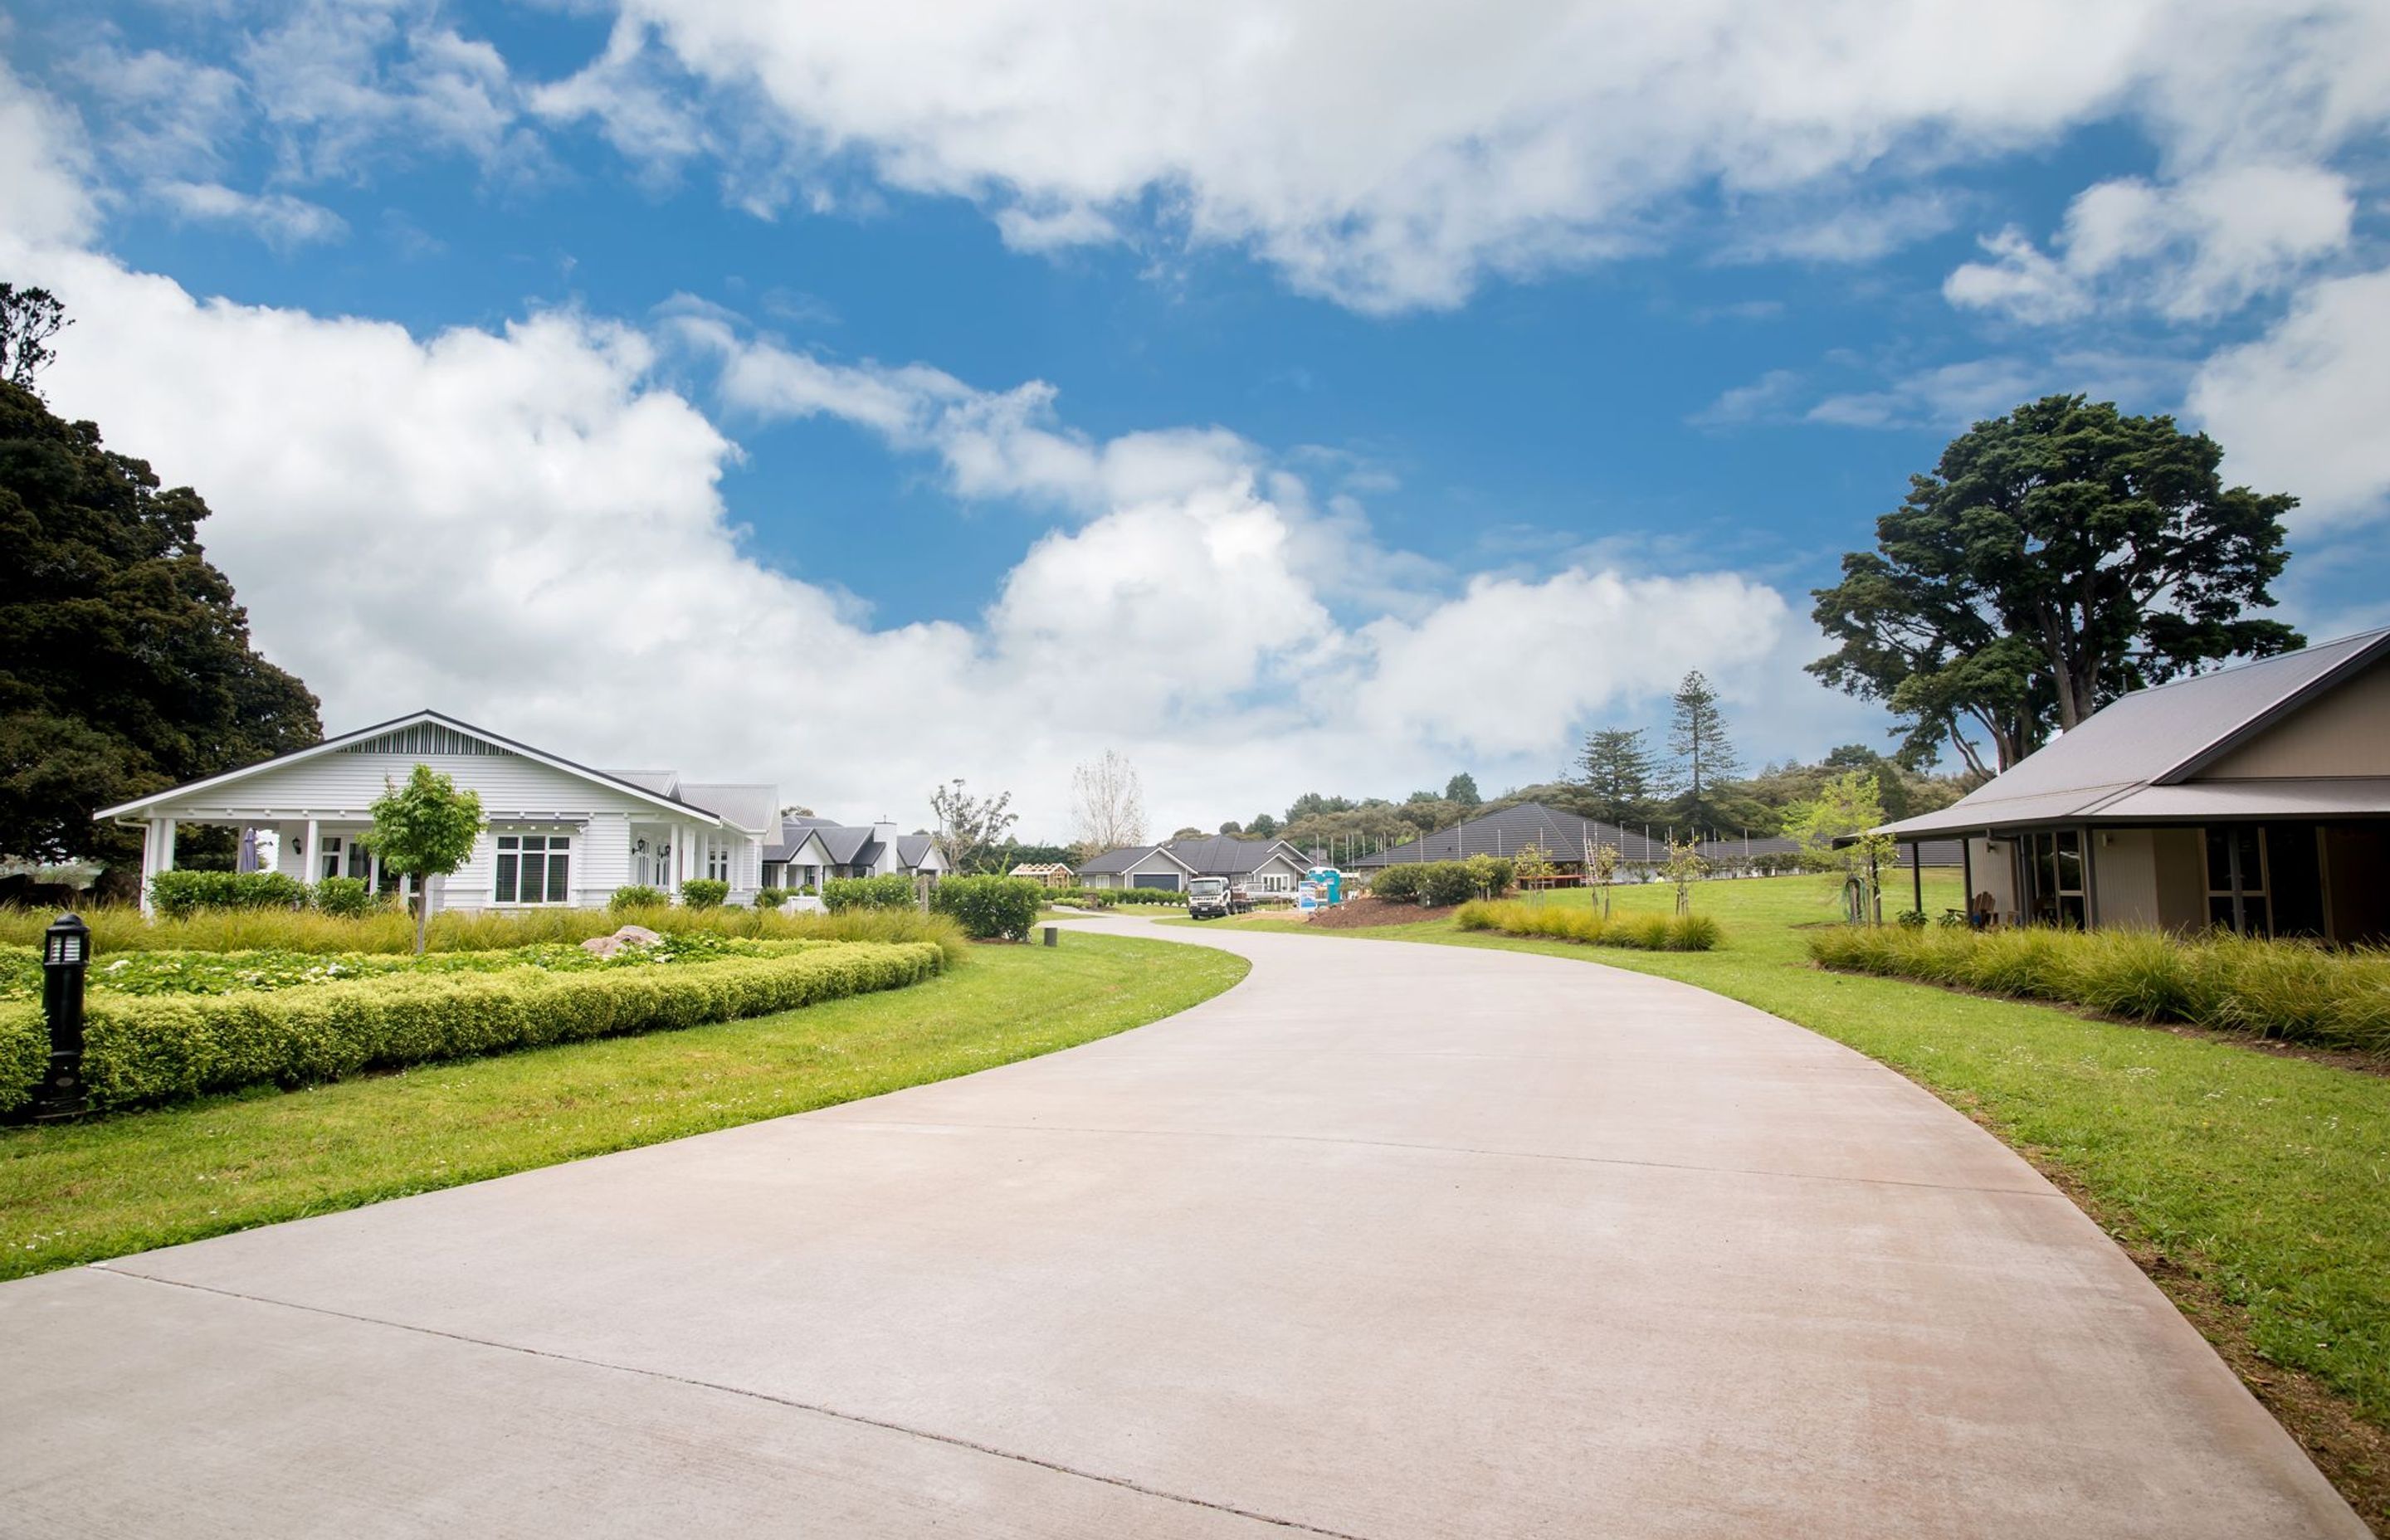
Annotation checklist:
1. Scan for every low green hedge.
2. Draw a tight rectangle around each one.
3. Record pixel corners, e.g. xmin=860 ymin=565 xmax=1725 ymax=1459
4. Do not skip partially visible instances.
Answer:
xmin=1455 ymin=899 xmax=1720 ymax=952
xmin=823 ymin=875 xmax=919 ymax=912
xmin=149 ymin=870 xmax=309 ymax=919
xmin=1101 ymin=888 xmax=1186 ymax=906
xmin=931 ymin=875 xmax=1043 ymax=940
xmin=610 ymin=885 xmax=669 ymax=910
xmin=1371 ymin=859 xmax=1515 ymax=907
xmin=0 ymin=942 xmax=944 ymax=1114
xmin=1807 ymin=924 xmax=2390 ymax=1055
xmin=680 ymin=878 xmax=729 ymax=910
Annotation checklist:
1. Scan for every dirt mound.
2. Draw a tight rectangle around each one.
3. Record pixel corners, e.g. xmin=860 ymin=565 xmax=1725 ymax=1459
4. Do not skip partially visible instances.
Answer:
xmin=1303 ymin=896 xmax=1458 ymax=928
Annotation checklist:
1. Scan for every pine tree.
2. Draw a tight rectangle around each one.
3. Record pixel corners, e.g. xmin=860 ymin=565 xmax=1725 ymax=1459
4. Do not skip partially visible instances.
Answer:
xmin=1575 ymin=729 xmax=1658 ymax=826
xmin=1667 ymin=671 xmax=1741 ymax=834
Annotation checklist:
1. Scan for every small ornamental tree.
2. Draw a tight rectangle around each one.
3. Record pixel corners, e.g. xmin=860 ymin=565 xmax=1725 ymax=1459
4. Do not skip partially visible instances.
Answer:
xmin=1661 ymin=839 xmax=1708 ymax=917
xmin=362 ymin=765 xmax=485 ymax=953
xmin=1513 ymin=842 xmax=1556 ymax=904
xmin=1589 ymin=842 xmax=1622 ymax=918
xmin=1783 ymin=769 xmax=1897 ymax=924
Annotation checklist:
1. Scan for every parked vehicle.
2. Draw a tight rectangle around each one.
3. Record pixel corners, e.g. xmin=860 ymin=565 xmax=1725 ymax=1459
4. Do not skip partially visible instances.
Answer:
xmin=1187 ymin=876 xmax=1251 ymax=919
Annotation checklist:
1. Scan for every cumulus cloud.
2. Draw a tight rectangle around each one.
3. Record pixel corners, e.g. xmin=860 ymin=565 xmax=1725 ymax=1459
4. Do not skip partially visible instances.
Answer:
xmin=2188 ymin=268 xmax=2390 ymax=529
xmin=1945 ymin=163 xmax=2356 ymax=324
xmin=0 ymin=53 xmax=1804 ymax=831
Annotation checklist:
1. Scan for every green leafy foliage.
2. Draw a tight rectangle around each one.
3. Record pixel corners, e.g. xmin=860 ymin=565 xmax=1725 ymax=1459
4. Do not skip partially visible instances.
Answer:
xmin=1100 ymin=887 xmax=1186 ymax=905
xmin=754 ymin=886 xmax=787 ymax=909
xmin=0 ymin=375 xmax=321 ymax=873
xmin=1667 ymin=670 xmax=1740 ymax=831
xmin=1455 ymin=899 xmax=1720 ymax=951
xmin=930 ymin=875 xmax=1044 ymax=941
xmin=310 ymin=876 xmax=377 ymax=918
xmin=680 ymin=878 xmax=729 ymax=910
xmin=1809 ymin=395 xmax=2302 ymax=775
xmin=1368 ymin=860 xmax=1513 ymax=906
xmin=822 ymin=874 xmax=919 ymax=912
xmin=148 ymin=869 xmax=308 ymax=919
xmin=0 ymin=942 xmax=945 ymax=1114
xmin=1807 ymin=925 xmax=2390 ymax=1055
xmin=609 ymin=885 xmax=668 ymax=910
xmin=363 ymin=764 xmax=484 ymax=953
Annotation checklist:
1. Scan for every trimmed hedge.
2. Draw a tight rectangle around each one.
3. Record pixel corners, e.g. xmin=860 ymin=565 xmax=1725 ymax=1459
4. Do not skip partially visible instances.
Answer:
xmin=0 ymin=942 xmax=944 ymax=1114
xmin=312 ymin=877 xmax=378 ymax=918
xmin=932 ymin=875 xmax=1043 ymax=940
xmin=1807 ymin=924 xmax=2390 ymax=1056
xmin=1455 ymin=899 xmax=1720 ymax=952
xmin=680 ymin=878 xmax=729 ymax=910
xmin=1101 ymin=888 xmax=1186 ymax=906
xmin=149 ymin=870 xmax=309 ymax=919
xmin=1370 ymin=860 xmax=1514 ymax=907
xmin=823 ymin=875 xmax=919 ymax=912
xmin=610 ymin=885 xmax=669 ymax=910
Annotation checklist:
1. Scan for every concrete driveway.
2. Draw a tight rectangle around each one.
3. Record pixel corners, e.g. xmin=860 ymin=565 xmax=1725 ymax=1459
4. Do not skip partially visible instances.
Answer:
xmin=0 ymin=919 xmax=2365 ymax=1538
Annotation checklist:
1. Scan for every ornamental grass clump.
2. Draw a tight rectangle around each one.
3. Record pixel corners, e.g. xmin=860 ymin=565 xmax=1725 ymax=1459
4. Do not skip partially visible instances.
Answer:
xmin=1454 ymin=899 xmax=1719 ymax=952
xmin=1806 ymin=924 xmax=2390 ymax=1056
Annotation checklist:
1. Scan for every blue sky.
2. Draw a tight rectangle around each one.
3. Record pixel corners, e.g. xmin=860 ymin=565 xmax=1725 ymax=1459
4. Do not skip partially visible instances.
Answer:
xmin=2 ymin=1 xmax=2386 ymax=833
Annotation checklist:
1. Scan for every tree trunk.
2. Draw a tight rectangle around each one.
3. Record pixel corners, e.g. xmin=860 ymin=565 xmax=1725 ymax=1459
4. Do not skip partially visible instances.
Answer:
xmin=412 ymin=875 xmax=429 ymax=955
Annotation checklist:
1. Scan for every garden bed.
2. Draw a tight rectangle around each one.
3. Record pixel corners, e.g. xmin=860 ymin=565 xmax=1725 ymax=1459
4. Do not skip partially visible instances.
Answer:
xmin=1305 ymin=897 xmax=1458 ymax=928
xmin=0 ymin=938 xmax=944 ymax=1114
xmin=1455 ymin=899 xmax=1720 ymax=951
xmin=1807 ymin=924 xmax=2390 ymax=1057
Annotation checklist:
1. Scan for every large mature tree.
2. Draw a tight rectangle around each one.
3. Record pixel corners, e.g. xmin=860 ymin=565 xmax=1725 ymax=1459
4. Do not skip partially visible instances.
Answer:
xmin=1443 ymin=772 xmax=1481 ymax=807
xmin=0 ymin=285 xmax=69 ymax=390
xmin=1810 ymin=396 xmax=2302 ymax=776
xmin=0 ymin=369 xmax=320 ymax=875
xmin=1574 ymin=728 xmax=1660 ymax=826
xmin=1666 ymin=670 xmax=1740 ymax=834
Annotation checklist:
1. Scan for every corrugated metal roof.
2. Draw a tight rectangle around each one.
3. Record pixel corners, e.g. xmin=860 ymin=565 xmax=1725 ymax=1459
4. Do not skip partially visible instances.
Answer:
xmin=1877 ymin=627 xmax=2390 ymax=838
xmin=1163 ymin=836 xmax=1302 ymax=875
xmin=2095 ymin=777 xmax=2390 ymax=821
xmin=895 ymin=834 xmax=935 ymax=868
xmin=605 ymin=770 xmax=680 ymax=797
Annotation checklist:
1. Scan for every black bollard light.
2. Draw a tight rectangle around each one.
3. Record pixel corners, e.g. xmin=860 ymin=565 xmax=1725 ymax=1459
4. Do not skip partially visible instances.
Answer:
xmin=36 ymin=913 xmax=90 ymax=1123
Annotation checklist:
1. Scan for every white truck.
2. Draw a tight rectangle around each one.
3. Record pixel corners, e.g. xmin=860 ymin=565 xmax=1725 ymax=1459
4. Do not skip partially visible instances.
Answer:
xmin=1186 ymin=875 xmax=1251 ymax=920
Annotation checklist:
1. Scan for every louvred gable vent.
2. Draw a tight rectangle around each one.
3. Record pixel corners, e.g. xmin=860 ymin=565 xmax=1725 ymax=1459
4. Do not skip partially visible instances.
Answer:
xmin=344 ymin=724 xmax=512 ymax=757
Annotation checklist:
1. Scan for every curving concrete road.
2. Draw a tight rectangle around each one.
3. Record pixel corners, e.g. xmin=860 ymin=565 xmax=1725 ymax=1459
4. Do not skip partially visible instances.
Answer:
xmin=0 ymin=919 xmax=2366 ymax=1538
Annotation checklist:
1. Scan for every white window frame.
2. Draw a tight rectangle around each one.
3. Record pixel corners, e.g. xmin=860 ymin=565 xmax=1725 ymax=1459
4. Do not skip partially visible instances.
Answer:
xmin=707 ymin=841 xmax=730 ymax=884
xmin=1257 ymin=870 xmax=1291 ymax=893
xmin=495 ymin=832 xmax=573 ymax=905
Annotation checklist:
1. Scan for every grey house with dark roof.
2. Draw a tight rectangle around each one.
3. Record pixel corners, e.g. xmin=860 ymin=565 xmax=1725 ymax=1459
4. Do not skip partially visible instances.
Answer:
xmin=1874 ymin=626 xmax=2390 ymax=940
xmin=1351 ymin=802 xmax=1666 ymax=875
xmin=1080 ymin=836 xmax=1312 ymax=893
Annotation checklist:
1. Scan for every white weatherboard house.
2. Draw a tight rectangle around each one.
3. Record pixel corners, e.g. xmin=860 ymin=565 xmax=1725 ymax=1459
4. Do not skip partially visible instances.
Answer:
xmin=97 ymin=710 xmax=778 ymax=916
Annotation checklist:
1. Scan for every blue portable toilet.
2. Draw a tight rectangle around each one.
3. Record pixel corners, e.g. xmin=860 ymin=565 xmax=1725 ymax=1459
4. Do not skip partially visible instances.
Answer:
xmin=1305 ymin=866 xmax=1343 ymax=904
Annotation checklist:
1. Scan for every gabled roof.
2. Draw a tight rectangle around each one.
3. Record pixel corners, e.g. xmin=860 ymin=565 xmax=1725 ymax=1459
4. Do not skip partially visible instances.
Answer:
xmin=764 ymin=824 xmax=834 ymax=864
xmin=1080 ymin=843 xmax=1197 ymax=875
xmin=895 ymin=834 xmax=937 ymax=869
xmin=1879 ymin=627 xmax=2390 ymax=838
xmin=95 ymin=709 xmax=734 ymax=826
xmin=1350 ymin=803 xmax=1666 ymax=866
xmin=675 ymin=782 xmax=779 ymax=835
xmin=816 ymin=826 xmax=878 ymax=866
xmin=1163 ymin=836 xmax=1309 ymax=875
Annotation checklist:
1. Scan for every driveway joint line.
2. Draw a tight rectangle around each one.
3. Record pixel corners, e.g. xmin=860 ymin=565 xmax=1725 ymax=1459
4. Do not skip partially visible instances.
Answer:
xmin=806 ymin=1118 xmax=2059 ymax=1198
xmin=84 ymin=1264 xmax=1381 ymax=1540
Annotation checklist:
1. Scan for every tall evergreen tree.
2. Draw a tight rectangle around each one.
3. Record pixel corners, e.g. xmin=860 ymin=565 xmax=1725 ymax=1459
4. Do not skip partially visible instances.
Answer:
xmin=1810 ymin=396 xmax=2300 ymax=774
xmin=1444 ymin=772 xmax=1481 ymax=807
xmin=1575 ymin=728 xmax=1659 ymax=826
xmin=0 ymin=363 xmax=320 ymax=878
xmin=1667 ymin=671 xmax=1740 ymax=834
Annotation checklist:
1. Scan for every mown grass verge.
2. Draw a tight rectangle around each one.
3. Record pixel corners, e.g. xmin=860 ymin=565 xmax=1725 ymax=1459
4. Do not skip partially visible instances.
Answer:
xmin=0 ymin=934 xmax=1247 ymax=1280
xmin=1810 ymin=923 xmax=2390 ymax=1057
xmin=1151 ymin=875 xmax=2390 ymax=1525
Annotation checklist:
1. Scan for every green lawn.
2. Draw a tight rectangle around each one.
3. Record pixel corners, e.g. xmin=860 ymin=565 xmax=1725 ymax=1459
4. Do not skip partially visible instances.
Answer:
xmin=0 ymin=934 xmax=1246 ymax=1282
xmin=1167 ymin=874 xmax=2390 ymax=1521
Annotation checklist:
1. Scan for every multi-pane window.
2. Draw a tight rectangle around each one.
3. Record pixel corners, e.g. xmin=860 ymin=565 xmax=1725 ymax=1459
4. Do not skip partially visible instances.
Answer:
xmin=318 ymin=836 xmax=373 ymax=883
xmin=495 ymin=834 xmax=571 ymax=904
xmin=707 ymin=844 xmax=729 ymax=883
xmin=1258 ymin=871 xmax=1291 ymax=893
xmin=2022 ymin=829 xmax=2085 ymax=928
xmin=2204 ymin=826 xmax=2270 ymax=936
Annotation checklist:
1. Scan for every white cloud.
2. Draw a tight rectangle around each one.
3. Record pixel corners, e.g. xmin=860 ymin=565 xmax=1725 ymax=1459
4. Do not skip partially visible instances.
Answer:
xmin=2188 ymin=267 xmax=2390 ymax=529
xmin=157 ymin=181 xmax=349 ymax=248
xmin=1946 ymin=163 xmax=2356 ymax=324
xmin=595 ymin=0 xmax=2390 ymax=310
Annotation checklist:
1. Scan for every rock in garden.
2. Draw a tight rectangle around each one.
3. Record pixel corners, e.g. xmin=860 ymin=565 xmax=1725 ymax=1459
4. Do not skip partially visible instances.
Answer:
xmin=581 ymin=935 xmax=626 ymax=958
xmin=612 ymin=925 xmax=662 ymax=947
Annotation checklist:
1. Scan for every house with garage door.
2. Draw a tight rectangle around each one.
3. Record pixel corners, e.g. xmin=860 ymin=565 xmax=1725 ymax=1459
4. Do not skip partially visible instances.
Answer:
xmin=1871 ymin=626 xmax=2390 ymax=941
xmin=97 ymin=709 xmax=779 ymax=915
xmin=1079 ymin=835 xmax=1311 ymax=894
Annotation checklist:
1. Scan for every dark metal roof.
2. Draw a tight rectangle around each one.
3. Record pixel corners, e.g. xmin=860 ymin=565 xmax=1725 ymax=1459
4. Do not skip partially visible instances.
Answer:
xmin=895 ymin=834 xmax=936 ymax=868
xmin=1163 ymin=836 xmax=1305 ymax=875
xmin=1080 ymin=844 xmax=1166 ymax=875
xmin=1879 ymin=627 xmax=2390 ymax=840
xmin=1350 ymin=803 xmax=1666 ymax=866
